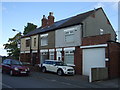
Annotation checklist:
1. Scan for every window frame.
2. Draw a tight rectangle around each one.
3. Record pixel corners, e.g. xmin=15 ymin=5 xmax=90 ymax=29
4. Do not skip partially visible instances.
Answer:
xmin=26 ymin=39 xmax=30 ymax=47
xmin=40 ymin=34 xmax=48 ymax=46
xmin=64 ymin=30 xmax=74 ymax=43
xmin=34 ymin=38 xmax=36 ymax=47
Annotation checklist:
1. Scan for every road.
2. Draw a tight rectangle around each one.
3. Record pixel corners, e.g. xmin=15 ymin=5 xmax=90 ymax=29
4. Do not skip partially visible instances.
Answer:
xmin=1 ymin=71 xmax=119 ymax=89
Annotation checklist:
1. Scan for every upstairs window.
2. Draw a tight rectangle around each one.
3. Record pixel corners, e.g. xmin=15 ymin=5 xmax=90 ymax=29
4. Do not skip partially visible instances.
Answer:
xmin=41 ymin=33 xmax=48 ymax=46
xmin=34 ymin=38 xmax=36 ymax=47
xmin=26 ymin=39 xmax=30 ymax=47
xmin=65 ymin=30 xmax=74 ymax=43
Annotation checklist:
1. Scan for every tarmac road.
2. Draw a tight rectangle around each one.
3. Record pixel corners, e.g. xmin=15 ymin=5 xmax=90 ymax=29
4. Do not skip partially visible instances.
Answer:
xmin=1 ymin=70 xmax=119 ymax=89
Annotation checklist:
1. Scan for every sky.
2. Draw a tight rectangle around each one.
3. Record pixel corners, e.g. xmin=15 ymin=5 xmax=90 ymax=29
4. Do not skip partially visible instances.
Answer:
xmin=0 ymin=1 xmax=119 ymax=56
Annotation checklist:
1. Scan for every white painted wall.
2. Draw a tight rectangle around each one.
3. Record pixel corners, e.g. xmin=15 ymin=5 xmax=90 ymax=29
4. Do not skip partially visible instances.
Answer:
xmin=83 ymin=48 xmax=106 ymax=76
xmin=55 ymin=25 xmax=81 ymax=48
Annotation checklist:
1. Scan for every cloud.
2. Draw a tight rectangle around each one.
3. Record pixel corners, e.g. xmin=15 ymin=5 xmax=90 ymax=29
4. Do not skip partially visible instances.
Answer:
xmin=0 ymin=44 xmax=4 ymax=49
xmin=0 ymin=44 xmax=7 ymax=56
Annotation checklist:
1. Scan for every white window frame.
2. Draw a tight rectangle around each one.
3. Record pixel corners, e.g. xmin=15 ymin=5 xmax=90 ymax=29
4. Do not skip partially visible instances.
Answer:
xmin=40 ymin=33 xmax=48 ymax=46
xmin=64 ymin=50 xmax=74 ymax=65
xmin=49 ymin=52 xmax=54 ymax=60
xmin=64 ymin=30 xmax=74 ymax=43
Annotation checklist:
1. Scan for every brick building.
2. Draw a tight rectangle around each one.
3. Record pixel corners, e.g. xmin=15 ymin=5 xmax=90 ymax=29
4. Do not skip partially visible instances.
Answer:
xmin=20 ymin=7 xmax=119 ymax=78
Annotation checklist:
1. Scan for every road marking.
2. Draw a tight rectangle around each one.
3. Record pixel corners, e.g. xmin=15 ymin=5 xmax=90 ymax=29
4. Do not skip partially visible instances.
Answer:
xmin=37 ymin=76 xmax=83 ymax=88
xmin=0 ymin=82 xmax=13 ymax=88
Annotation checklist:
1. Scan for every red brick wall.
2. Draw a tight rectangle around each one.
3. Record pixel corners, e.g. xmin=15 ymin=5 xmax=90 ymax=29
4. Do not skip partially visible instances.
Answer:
xmin=82 ymin=34 xmax=111 ymax=46
xmin=81 ymin=34 xmax=120 ymax=78
xmin=20 ymin=53 xmax=25 ymax=62
xmin=74 ymin=46 xmax=82 ymax=74
xmin=20 ymin=53 xmax=31 ymax=63
xmin=108 ymin=42 xmax=120 ymax=78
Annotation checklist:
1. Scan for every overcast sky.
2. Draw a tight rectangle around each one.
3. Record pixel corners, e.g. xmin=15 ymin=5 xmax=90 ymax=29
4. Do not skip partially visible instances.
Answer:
xmin=0 ymin=1 xmax=119 ymax=56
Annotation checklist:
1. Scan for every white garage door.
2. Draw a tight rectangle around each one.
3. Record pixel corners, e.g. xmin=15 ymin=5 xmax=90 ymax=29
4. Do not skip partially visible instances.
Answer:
xmin=83 ymin=48 xmax=105 ymax=76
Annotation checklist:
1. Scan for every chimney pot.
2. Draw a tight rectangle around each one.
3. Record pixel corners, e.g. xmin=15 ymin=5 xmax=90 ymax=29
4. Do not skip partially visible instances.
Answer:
xmin=43 ymin=15 xmax=46 ymax=18
xmin=49 ymin=12 xmax=53 ymax=16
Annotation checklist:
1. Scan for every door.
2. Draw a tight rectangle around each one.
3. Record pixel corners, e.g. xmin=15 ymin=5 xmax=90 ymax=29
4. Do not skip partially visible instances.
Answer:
xmin=83 ymin=48 xmax=105 ymax=76
xmin=56 ymin=51 xmax=62 ymax=60
xmin=32 ymin=53 xmax=37 ymax=66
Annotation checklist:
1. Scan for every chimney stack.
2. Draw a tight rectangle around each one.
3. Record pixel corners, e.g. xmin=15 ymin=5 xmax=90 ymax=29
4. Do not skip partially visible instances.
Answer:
xmin=48 ymin=12 xmax=55 ymax=26
xmin=41 ymin=15 xmax=48 ymax=28
xmin=41 ymin=12 xmax=55 ymax=28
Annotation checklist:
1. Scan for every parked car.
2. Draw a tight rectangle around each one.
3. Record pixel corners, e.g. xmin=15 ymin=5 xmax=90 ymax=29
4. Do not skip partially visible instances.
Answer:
xmin=41 ymin=60 xmax=75 ymax=76
xmin=2 ymin=59 xmax=30 ymax=76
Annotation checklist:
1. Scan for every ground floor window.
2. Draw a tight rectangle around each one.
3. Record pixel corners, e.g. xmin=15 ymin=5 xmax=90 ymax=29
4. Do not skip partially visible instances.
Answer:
xmin=64 ymin=51 xmax=74 ymax=64
xmin=49 ymin=52 xmax=54 ymax=60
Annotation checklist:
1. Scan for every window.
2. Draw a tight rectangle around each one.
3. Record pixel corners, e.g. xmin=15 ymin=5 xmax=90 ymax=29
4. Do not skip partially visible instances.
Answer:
xmin=26 ymin=39 xmax=30 ymax=47
xmin=49 ymin=52 xmax=54 ymax=60
xmin=64 ymin=51 xmax=74 ymax=64
xmin=65 ymin=30 xmax=74 ymax=42
xmin=34 ymin=38 xmax=36 ymax=47
xmin=41 ymin=34 xmax=48 ymax=46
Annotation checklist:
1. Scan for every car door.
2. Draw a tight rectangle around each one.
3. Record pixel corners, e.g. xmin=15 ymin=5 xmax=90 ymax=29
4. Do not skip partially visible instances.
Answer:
xmin=45 ymin=61 xmax=51 ymax=71
xmin=4 ymin=60 xmax=11 ymax=73
xmin=6 ymin=60 xmax=11 ymax=73
xmin=2 ymin=60 xmax=7 ymax=72
xmin=49 ymin=62 xmax=58 ymax=72
xmin=46 ymin=61 xmax=53 ymax=72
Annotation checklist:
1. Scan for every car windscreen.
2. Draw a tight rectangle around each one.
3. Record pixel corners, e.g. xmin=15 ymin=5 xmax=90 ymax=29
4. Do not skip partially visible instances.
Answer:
xmin=11 ymin=60 xmax=23 ymax=65
xmin=55 ymin=62 xmax=67 ymax=66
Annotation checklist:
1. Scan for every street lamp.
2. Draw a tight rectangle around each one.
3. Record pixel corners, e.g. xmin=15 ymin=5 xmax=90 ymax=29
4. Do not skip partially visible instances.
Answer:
xmin=12 ymin=29 xmax=22 ymax=48
xmin=12 ymin=29 xmax=22 ymax=35
xmin=12 ymin=29 xmax=22 ymax=61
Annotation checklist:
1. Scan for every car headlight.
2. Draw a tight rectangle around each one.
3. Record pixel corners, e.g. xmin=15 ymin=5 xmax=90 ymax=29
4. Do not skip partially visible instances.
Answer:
xmin=14 ymin=67 xmax=19 ymax=71
xmin=63 ymin=67 xmax=66 ymax=70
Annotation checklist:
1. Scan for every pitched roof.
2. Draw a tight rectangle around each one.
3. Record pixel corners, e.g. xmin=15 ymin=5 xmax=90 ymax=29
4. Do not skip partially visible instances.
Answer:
xmin=23 ymin=8 xmax=101 ymax=38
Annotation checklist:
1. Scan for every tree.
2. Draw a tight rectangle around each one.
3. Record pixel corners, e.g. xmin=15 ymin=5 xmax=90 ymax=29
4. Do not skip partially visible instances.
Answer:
xmin=4 ymin=22 xmax=37 ymax=60
xmin=23 ymin=23 xmax=37 ymax=35
xmin=4 ymin=33 xmax=22 ymax=60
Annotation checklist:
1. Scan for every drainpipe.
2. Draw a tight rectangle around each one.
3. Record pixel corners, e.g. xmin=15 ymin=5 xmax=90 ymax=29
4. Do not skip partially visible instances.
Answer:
xmin=30 ymin=36 xmax=32 ymax=65
xmin=81 ymin=23 xmax=84 ymax=38
xmin=80 ymin=23 xmax=84 ymax=45
xmin=38 ymin=34 xmax=40 ymax=64
xmin=107 ymin=42 xmax=110 ymax=79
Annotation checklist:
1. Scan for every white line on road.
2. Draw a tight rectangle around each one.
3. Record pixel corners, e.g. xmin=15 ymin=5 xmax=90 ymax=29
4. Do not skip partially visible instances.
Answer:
xmin=39 ymin=77 xmax=83 ymax=88
xmin=0 ymin=82 xmax=13 ymax=88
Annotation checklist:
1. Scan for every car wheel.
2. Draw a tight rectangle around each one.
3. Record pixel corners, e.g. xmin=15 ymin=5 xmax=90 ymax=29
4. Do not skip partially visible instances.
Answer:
xmin=57 ymin=69 xmax=63 ymax=76
xmin=42 ymin=67 xmax=46 ymax=73
xmin=10 ymin=70 xmax=13 ymax=76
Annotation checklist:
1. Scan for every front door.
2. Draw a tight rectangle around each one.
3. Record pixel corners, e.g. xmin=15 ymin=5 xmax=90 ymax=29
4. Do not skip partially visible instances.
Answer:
xmin=56 ymin=51 xmax=62 ymax=60
xmin=32 ymin=53 xmax=37 ymax=66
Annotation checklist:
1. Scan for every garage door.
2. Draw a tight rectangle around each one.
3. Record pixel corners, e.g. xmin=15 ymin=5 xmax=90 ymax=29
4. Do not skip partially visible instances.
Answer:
xmin=83 ymin=48 xmax=105 ymax=76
